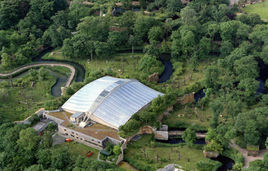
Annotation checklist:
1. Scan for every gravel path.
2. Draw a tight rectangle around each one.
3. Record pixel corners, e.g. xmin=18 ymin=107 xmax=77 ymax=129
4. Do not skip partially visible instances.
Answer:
xmin=0 ymin=63 xmax=75 ymax=87
xmin=230 ymin=140 xmax=267 ymax=168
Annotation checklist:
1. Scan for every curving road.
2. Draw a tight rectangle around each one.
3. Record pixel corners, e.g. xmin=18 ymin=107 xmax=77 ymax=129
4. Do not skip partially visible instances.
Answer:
xmin=0 ymin=62 xmax=75 ymax=87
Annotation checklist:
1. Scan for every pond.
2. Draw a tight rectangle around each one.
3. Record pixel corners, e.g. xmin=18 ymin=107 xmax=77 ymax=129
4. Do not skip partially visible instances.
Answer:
xmin=49 ymin=71 xmax=68 ymax=97
xmin=157 ymin=137 xmax=206 ymax=145
xmin=158 ymin=55 xmax=174 ymax=83
xmin=211 ymin=155 xmax=234 ymax=171
xmin=0 ymin=69 xmax=69 ymax=97
xmin=194 ymin=88 xmax=205 ymax=103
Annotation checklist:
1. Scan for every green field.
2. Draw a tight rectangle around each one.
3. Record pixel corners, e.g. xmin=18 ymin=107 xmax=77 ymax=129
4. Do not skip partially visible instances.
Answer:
xmin=124 ymin=135 xmax=206 ymax=171
xmin=244 ymin=1 xmax=268 ymax=20
xmin=0 ymin=71 xmax=56 ymax=122
xmin=53 ymin=141 xmax=99 ymax=160
xmin=0 ymin=66 xmax=70 ymax=123
xmin=162 ymin=106 xmax=212 ymax=128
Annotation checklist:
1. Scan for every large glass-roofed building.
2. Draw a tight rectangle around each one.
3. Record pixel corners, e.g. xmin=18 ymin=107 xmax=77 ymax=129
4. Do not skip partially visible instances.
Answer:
xmin=62 ymin=76 xmax=163 ymax=129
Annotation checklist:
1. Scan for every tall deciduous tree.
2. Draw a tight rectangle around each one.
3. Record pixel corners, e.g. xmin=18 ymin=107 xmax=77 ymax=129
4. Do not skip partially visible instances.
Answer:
xmin=166 ymin=0 xmax=182 ymax=13
xmin=148 ymin=26 xmax=164 ymax=43
xmin=17 ymin=128 xmax=40 ymax=152
xmin=182 ymin=128 xmax=196 ymax=147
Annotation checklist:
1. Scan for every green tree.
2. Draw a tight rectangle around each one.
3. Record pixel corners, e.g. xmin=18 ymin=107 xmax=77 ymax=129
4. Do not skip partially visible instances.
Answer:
xmin=204 ymin=65 xmax=221 ymax=90
xmin=209 ymin=100 xmax=223 ymax=128
xmin=261 ymin=45 xmax=268 ymax=64
xmin=121 ymin=119 xmax=141 ymax=132
xmin=210 ymin=4 xmax=230 ymax=22
xmin=220 ymin=41 xmax=234 ymax=57
xmin=138 ymin=54 xmax=163 ymax=75
xmin=42 ymin=131 xmax=53 ymax=148
xmin=196 ymin=158 xmax=222 ymax=171
xmin=94 ymin=41 xmax=113 ymax=59
xmin=198 ymin=37 xmax=211 ymax=58
xmin=42 ymin=25 xmax=71 ymax=47
xmin=144 ymin=42 xmax=161 ymax=57
xmin=0 ymin=0 xmax=30 ymax=29
xmin=37 ymin=149 xmax=51 ymax=168
xmin=134 ymin=15 xmax=158 ymax=42
xmin=148 ymin=26 xmax=164 ymax=43
xmin=113 ymin=145 xmax=121 ymax=155
xmin=77 ymin=16 xmax=109 ymax=42
xmin=265 ymin=138 xmax=268 ymax=149
xmin=1 ymin=52 xmax=13 ymax=68
xmin=108 ymin=31 xmax=129 ymax=48
xmin=180 ymin=6 xmax=198 ymax=25
xmin=38 ymin=67 xmax=48 ymax=81
xmin=166 ymin=0 xmax=182 ymax=13
xmin=17 ymin=128 xmax=40 ymax=152
xmin=128 ymin=35 xmax=140 ymax=58
xmin=182 ymin=128 xmax=196 ymax=147
xmin=204 ymin=140 xmax=223 ymax=153
xmin=234 ymin=55 xmax=259 ymax=80
xmin=51 ymin=147 xmax=71 ymax=169
xmin=205 ymin=128 xmax=217 ymax=143
xmin=237 ymin=13 xmax=262 ymax=27
xmin=24 ymin=164 xmax=44 ymax=171
xmin=237 ymin=78 xmax=259 ymax=99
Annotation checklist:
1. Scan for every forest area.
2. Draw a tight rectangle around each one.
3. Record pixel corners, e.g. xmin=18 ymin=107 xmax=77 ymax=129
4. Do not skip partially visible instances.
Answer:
xmin=0 ymin=0 xmax=267 ymax=170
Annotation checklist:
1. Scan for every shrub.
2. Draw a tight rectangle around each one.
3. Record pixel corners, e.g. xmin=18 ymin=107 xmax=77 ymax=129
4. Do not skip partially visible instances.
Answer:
xmin=196 ymin=158 xmax=222 ymax=171
xmin=204 ymin=140 xmax=223 ymax=153
xmin=113 ymin=145 xmax=121 ymax=156
xmin=182 ymin=127 xmax=196 ymax=147
xmin=234 ymin=136 xmax=247 ymax=148
xmin=138 ymin=54 xmax=163 ymax=75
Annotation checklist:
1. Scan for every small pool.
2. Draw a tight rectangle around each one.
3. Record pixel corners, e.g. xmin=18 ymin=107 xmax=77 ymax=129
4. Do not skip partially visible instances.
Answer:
xmin=211 ymin=155 xmax=234 ymax=171
xmin=156 ymin=137 xmax=206 ymax=145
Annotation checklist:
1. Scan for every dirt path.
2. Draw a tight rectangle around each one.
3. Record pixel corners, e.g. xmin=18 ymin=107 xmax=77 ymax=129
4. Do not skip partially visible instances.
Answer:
xmin=0 ymin=63 xmax=75 ymax=87
xmin=230 ymin=140 xmax=267 ymax=168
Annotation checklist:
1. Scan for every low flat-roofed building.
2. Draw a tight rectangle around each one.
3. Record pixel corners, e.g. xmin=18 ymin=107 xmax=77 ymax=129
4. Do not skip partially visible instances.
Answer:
xmin=42 ymin=111 xmax=122 ymax=149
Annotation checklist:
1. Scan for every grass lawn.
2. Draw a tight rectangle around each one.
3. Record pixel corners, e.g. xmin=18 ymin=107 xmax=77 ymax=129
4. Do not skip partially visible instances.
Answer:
xmin=0 ymin=69 xmax=56 ymax=122
xmin=43 ymin=49 xmax=167 ymax=92
xmin=43 ymin=49 xmax=209 ymax=93
xmin=119 ymin=161 xmax=138 ymax=171
xmin=53 ymin=141 xmax=99 ymax=160
xmin=124 ymin=135 xmax=206 ymax=171
xmin=162 ymin=105 xmax=212 ymax=128
xmin=243 ymin=0 xmax=268 ymax=20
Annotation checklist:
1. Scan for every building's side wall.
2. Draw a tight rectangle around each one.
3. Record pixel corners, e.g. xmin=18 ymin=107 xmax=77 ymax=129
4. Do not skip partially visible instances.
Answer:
xmin=58 ymin=125 xmax=104 ymax=150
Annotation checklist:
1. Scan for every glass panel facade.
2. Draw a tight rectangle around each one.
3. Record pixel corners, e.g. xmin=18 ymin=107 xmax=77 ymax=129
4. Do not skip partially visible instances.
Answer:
xmin=62 ymin=76 xmax=163 ymax=129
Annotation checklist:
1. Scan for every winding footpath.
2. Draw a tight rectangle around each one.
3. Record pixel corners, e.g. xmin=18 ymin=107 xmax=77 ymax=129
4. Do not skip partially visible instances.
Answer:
xmin=0 ymin=62 xmax=75 ymax=87
xmin=230 ymin=140 xmax=267 ymax=168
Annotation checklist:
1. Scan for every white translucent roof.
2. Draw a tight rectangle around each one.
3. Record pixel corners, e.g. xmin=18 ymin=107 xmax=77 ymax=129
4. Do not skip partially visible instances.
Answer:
xmin=62 ymin=76 xmax=163 ymax=129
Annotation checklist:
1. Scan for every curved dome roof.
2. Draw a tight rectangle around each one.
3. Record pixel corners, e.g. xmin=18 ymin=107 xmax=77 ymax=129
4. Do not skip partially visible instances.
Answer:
xmin=62 ymin=76 xmax=163 ymax=129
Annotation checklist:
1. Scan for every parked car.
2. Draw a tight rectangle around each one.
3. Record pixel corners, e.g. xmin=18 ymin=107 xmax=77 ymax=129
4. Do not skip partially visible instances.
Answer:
xmin=65 ymin=138 xmax=73 ymax=142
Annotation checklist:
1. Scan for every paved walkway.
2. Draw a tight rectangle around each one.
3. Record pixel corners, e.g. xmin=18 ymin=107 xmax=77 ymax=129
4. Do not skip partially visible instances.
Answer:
xmin=230 ymin=140 xmax=267 ymax=168
xmin=52 ymin=133 xmax=66 ymax=146
xmin=168 ymin=130 xmax=206 ymax=138
xmin=0 ymin=62 xmax=75 ymax=87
